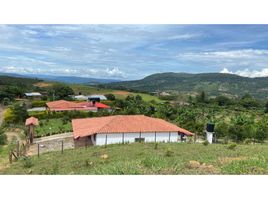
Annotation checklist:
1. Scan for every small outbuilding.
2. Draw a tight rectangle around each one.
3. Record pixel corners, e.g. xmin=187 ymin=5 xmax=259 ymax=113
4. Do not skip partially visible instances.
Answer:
xmin=24 ymin=92 xmax=42 ymax=100
xmin=72 ymin=115 xmax=193 ymax=147
xmin=25 ymin=117 xmax=39 ymax=144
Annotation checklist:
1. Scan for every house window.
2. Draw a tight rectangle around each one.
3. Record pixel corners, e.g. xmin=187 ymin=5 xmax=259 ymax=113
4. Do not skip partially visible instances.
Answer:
xmin=135 ymin=138 xmax=145 ymax=142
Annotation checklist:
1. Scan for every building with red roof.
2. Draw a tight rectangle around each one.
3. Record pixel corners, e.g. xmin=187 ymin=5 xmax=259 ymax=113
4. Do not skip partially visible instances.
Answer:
xmin=46 ymin=100 xmax=110 ymax=112
xmin=25 ymin=117 xmax=39 ymax=143
xmin=25 ymin=116 xmax=39 ymax=126
xmin=72 ymin=115 xmax=193 ymax=146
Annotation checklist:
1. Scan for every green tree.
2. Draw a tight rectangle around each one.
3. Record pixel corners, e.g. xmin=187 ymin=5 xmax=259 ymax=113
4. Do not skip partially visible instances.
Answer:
xmin=265 ymin=101 xmax=268 ymax=113
xmin=255 ymin=119 xmax=268 ymax=143
xmin=215 ymin=121 xmax=229 ymax=138
xmin=12 ymin=103 xmax=29 ymax=123
xmin=105 ymin=94 xmax=116 ymax=101
xmin=49 ymin=84 xmax=74 ymax=100
xmin=239 ymin=94 xmax=260 ymax=108
xmin=214 ymin=96 xmax=231 ymax=106
xmin=196 ymin=91 xmax=207 ymax=103
xmin=135 ymin=95 xmax=143 ymax=102
xmin=0 ymin=127 xmax=7 ymax=145
xmin=2 ymin=97 xmax=10 ymax=106
xmin=4 ymin=103 xmax=28 ymax=124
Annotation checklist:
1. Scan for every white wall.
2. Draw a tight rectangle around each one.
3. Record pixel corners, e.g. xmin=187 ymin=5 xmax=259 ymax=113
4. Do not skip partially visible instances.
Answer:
xmin=95 ymin=132 xmax=180 ymax=146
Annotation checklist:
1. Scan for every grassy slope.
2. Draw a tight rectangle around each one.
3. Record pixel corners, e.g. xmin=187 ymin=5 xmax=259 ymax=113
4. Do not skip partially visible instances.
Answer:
xmin=70 ymin=84 xmax=163 ymax=103
xmin=2 ymin=143 xmax=268 ymax=175
xmin=103 ymin=73 xmax=268 ymax=99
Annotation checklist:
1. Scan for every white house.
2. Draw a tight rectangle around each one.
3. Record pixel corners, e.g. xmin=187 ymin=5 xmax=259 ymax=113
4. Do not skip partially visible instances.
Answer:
xmin=73 ymin=95 xmax=89 ymax=101
xmin=72 ymin=115 xmax=193 ymax=147
xmin=24 ymin=92 xmax=42 ymax=100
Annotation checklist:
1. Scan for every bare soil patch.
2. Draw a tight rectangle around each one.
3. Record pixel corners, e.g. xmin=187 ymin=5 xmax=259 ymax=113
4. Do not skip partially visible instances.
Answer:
xmin=113 ymin=91 xmax=130 ymax=95
xmin=34 ymin=82 xmax=52 ymax=87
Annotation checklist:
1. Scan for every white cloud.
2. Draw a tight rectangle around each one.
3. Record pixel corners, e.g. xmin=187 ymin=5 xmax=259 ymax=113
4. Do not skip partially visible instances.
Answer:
xmin=220 ymin=67 xmax=268 ymax=78
xmin=177 ymin=49 xmax=268 ymax=77
xmin=167 ymin=34 xmax=200 ymax=40
xmin=0 ymin=66 xmax=126 ymax=79
xmin=178 ymin=49 xmax=268 ymax=59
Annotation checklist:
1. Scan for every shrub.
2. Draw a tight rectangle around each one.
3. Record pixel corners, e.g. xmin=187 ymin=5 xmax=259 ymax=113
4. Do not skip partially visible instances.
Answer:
xmin=51 ymin=162 xmax=59 ymax=174
xmin=22 ymin=157 xmax=33 ymax=168
xmin=227 ymin=143 xmax=237 ymax=150
xmin=0 ymin=128 xmax=7 ymax=145
xmin=203 ymin=140 xmax=209 ymax=146
xmin=105 ymin=94 xmax=116 ymax=101
xmin=141 ymin=156 xmax=165 ymax=171
xmin=244 ymin=138 xmax=253 ymax=145
xmin=62 ymin=115 xmax=70 ymax=125
xmin=31 ymin=100 xmax=47 ymax=108
xmin=165 ymin=148 xmax=174 ymax=157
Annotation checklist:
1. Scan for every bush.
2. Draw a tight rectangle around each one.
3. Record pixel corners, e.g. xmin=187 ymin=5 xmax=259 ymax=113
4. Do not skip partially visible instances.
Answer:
xmin=203 ymin=140 xmax=209 ymax=146
xmin=165 ymin=148 xmax=174 ymax=157
xmin=105 ymin=94 xmax=116 ymax=101
xmin=31 ymin=100 xmax=47 ymax=107
xmin=0 ymin=128 xmax=7 ymax=145
xmin=244 ymin=138 xmax=253 ymax=145
xmin=227 ymin=143 xmax=237 ymax=150
xmin=22 ymin=157 xmax=33 ymax=168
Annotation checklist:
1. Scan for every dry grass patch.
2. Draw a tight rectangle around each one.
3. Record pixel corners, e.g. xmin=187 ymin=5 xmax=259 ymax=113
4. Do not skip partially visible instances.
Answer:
xmin=34 ymin=82 xmax=52 ymax=87
xmin=186 ymin=160 xmax=218 ymax=174
xmin=218 ymin=157 xmax=247 ymax=165
xmin=112 ymin=91 xmax=130 ymax=95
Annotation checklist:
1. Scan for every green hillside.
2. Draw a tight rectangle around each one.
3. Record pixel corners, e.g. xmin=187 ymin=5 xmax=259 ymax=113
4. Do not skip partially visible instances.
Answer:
xmin=103 ymin=73 xmax=268 ymax=99
xmin=1 ymin=143 xmax=268 ymax=175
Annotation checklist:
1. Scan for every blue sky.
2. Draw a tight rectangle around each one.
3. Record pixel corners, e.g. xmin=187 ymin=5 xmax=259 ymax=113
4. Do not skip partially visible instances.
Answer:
xmin=1 ymin=24 xmax=268 ymax=80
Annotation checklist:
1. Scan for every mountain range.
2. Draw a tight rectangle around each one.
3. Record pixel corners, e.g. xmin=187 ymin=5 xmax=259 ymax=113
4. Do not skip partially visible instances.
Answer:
xmin=102 ymin=72 xmax=268 ymax=99
xmin=0 ymin=72 xmax=120 ymax=84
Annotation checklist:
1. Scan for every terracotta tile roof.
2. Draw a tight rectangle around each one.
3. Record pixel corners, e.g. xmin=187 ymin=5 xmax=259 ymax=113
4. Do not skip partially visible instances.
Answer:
xmin=95 ymin=102 xmax=110 ymax=109
xmin=72 ymin=115 xmax=193 ymax=139
xmin=46 ymin=100 xmax=110 ymax=111
xmin=25 ymin=117 xmax=39 ymax=126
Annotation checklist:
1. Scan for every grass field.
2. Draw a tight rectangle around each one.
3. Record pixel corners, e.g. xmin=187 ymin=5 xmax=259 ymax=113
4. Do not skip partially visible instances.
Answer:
xmin=1 ymin=143 xmax=268 ymax=175
xmin=70 ymin=84 xmax=163 ymax=103
xmin=35 ymin=118 xmax=72 ymax=137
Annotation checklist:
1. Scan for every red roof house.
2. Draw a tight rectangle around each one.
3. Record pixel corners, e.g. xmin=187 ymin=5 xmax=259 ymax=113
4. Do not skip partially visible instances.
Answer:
xmin=46 ymin=100 xmax=110 ymax=112
xmin=72 ymin=115 xmax=193 ymax=146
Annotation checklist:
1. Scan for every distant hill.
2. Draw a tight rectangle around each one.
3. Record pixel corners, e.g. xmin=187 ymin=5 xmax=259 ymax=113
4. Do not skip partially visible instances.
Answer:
xmin=0 ymin=73 xmax=120 ymax=84
xmin=102 ymin=72 xmax=268 ymax=99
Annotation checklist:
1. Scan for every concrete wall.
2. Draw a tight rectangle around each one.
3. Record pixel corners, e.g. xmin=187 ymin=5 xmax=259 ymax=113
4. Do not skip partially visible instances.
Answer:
xmin=74 ymin=135 xmax=95 ymax=147
xmin=95 ymin=132 xmax=180 ymax=146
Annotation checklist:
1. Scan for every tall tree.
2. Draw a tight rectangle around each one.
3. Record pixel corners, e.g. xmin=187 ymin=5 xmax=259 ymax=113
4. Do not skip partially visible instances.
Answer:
xmin=49 ymin=84 xmax=74 ymax=100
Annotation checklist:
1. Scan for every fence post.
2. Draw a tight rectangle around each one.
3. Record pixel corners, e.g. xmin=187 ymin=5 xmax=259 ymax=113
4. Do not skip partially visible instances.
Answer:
xmin=9 ymin=151 xmax=12 ymax=164
xmin=61 ymin=140 xmax=64 ymax=154
xmin=105 ymin=134 xmax=107 ymax=147
xmin=16 ymin=141 xmax=20 ymax=158
xmin=122 ymin=133 xmax=124 ymax=144
xmin=37 ymin=144 xmax=40 ymax=158
xmin=139 ymin=132 xmax=141 ymax=143
xmin=155 ymin=132 xmax=156 ymax=143
xmin=169 ymin=132 xmax=171 ymax=142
